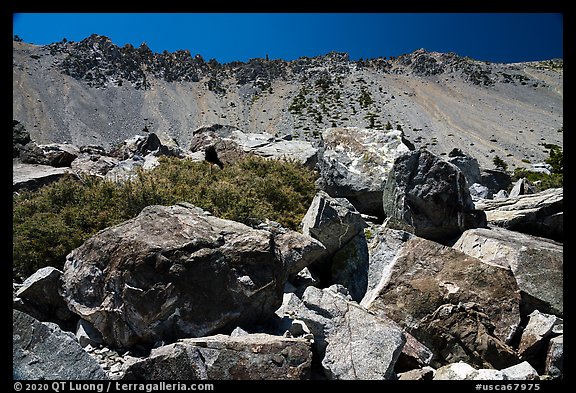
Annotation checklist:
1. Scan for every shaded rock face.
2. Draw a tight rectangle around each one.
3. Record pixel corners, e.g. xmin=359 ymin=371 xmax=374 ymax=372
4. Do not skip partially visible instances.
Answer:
xmin=13 ymin=266 xmax=75 ymax=329
xmin=383 ymin=149 xmax=487 ymax=243
xmin=447 ymin=148 xmax=481 ymax=187
xmin=474 ymin=187 xmax=563 ymax=242
xmin=122 ymin=334 xmax=312 ymax=380
xmin=13 ymin=119 xmax=31 ymax=157
xmin=279 ymin=286 xmax=406 ymax=379
xmin=480 ymin=169 xmax=512 ymax=197
xmin=61 ymin=204 xmax=292 ymax=349
xmin=316 ymin=127 xmax=412 ymax=217
xmin=453 ymin=227 xmax=563 ymax=317
xmin=363 ymin=236 xmax=521 ymax=368
xmin=13 ymin=309 xmax=107 ymax=380
xmin=301 ymin=191 xmax=368 ymax=301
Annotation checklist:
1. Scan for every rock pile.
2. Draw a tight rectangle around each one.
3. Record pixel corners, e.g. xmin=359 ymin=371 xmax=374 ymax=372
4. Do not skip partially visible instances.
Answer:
xmin=13 ymin=124 xmax=563 ymax=381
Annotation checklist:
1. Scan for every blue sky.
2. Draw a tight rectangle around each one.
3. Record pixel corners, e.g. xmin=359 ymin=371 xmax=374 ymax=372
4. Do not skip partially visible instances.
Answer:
xmin=12 ymin=13 xmax=564 ymax=64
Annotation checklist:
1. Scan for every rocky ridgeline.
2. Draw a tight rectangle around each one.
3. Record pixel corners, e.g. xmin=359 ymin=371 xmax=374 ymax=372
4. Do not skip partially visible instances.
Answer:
xmin=43 ymin=35 xmax=550 ymax=92
xmin=13 ymin=121 xmax=563 ymax=381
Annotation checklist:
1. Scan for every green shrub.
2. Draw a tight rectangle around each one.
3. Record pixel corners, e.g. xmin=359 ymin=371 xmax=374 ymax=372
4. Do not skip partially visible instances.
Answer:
xmin=13 ymin=156 xmax=318 ymax=279
xmin=512 ymin=168 xmax=563 ymax=192
xmin=492 ymin=155 xmax=508 ymax=171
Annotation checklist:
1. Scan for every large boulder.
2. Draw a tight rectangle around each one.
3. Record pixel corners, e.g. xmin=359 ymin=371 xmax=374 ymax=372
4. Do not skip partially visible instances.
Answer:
xmin=316 ymin=127 xmax=412 ymax=216
xmin=189 ymin=124 xmax=318 ymax=168
xmin=20 ymin=142 xmax=80 ymax=167
xmin=363 ymin=236 xmax=521 ymax=368
xmin=474 ymin=187 xmax=563 ymax=242
xmin=13 ymin=309 xmax=107 ymax=380
xmin=301 ymin=191 xmax=368 ymax=301
xmin=279 ymin=286 xmax=406 ymax=379
xmin=122 ymin=334 xmax=312 ymax=380
xmin=61 ymin=203 xmax=317 ymax=348
xmin=453 ymin=227 xmax=563 ymax=317
xmin=382 ymin=149 xmax=487 ymax=243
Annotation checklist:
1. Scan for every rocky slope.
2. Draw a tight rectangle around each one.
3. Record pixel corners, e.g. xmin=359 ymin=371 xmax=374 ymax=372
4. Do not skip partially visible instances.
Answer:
xmin=12 ymin=34 xmax=563 ymax=382
xmin=13 ymin=127 xmax=563 ymax=379
xmin=13 ymin=34 xmax=563 ymax=170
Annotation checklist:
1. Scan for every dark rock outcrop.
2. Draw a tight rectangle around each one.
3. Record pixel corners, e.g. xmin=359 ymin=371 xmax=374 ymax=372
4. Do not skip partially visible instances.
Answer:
xmin=61 ymin=203 xmax=318 ymax=349
xmin=13 ymin=120 xmax=31 ymax=157
xmin=382 ymin=149 xmax=487 ymax=242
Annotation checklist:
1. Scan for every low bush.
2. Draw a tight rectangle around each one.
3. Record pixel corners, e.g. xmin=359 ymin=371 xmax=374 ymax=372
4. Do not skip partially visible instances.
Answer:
xmin=13 ymin=156 xmax=318 ymax=279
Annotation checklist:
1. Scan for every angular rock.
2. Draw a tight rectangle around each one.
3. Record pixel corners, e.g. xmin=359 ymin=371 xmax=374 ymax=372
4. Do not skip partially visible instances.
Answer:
xmin=13 ymin=309 xmax=107 ymax=380
xmin=366 ymin=236 xmax=520 ymax=342
xmin=13 ymin=162 xmax=71 ymax=192
xmin=501 ymin=361 xmax=540 ymax=380
xmin=189 ymin=124 xmax=318 ymax=168
xmin=301 ymin=191 xmax=368 ymax=301
xmin=261 ymin=221 xmax=328 ymax=278
xmin=544 ymin=335 xmax=563 ymax=379
xmin=395 ymin=332 xmax=434 ymax=372
xmin=279 ymin=286 xmax=406 ymax=380
xmin=518 ymin=310 xmax=560 ymax=361
xmin=494 ymin=189 xmax=509 ymax=199
xmin=447 ymin=148 xmax=482 ymax=186
xmin=14 ymin=266 xmax=75 ymax=327
xmin=509 ymin=177 xmax=536 ymax=197
xmin=382 ymin=149 xmax=487 ymax=242
xmin=20 ymin=142 xmax=80 ymax=167
xmin=416 ymin=303 xmax=521 ymax=369
xmin=469 ymin=183 xmax=490 ymax=200
xmin=362 ymin=227 xmax=414 ymax=305
xmin=111 ymin=132 xmax=183 ymax=160
xmin=474 ymin=187 xmax=563 ymax=242
xmin=453 ymin=227 xmax=563 ymax=317
xmin=104 ymin=155 xmax=159 ymax=182
xmin=363 ymin=236 xmax=521 ymax=368
xmin=122 ymin=333 xmax=312 ymax=380
xmin=397 ymin=366 xmax=435 ymax=380
xmin=61 ymin=204 xmax=294 ymax=348
xmin=316 ymin=127 xmax=412 ymax=216
xmin=76 ymin=319 xmax=103 ymax=348
xmin=480 ymin=169 xmax=512 ymax=197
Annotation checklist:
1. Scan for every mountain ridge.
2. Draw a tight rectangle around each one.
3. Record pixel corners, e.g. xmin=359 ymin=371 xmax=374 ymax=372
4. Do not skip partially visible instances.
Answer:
xmin=13 ymin=34 xmax=563 ymax=170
